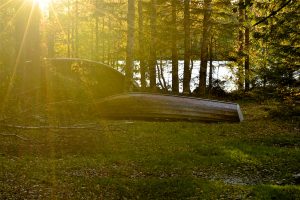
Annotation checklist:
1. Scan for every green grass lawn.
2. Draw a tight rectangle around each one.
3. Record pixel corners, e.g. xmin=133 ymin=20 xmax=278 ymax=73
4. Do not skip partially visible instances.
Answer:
xmin=0 ymin=102 xmax=299 ymax=199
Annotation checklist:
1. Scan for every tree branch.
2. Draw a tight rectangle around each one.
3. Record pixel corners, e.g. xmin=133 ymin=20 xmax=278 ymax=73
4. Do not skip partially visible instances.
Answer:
xmin=0 ymin=99 xmax=82 ymax=123
xmin=1 ymin=124 xmax=102 ymax=131
xmin=0 ymin=133 xmax=30 ymax=141
xmin=253 ymin=0 xmax=293 ymax=27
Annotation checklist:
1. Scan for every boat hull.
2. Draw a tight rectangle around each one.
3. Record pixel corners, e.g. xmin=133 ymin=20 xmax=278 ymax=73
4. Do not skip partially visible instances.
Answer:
xmin=95 ymin=93 xmax=243 ymax=122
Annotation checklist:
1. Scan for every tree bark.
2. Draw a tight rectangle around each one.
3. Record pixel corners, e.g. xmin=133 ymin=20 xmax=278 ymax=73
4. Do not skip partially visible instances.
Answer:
xmin=67 ymin=0 xmax=71 ymax=57
xmin=244 ymin=0 xmax=250 ymax=91
xmin=107 ymin=20 xmax=112 ymax=65
xmin=237 ymin=0 xmax=244 ymax=90
xmin=75 ymin=0 xmax=79 ymax=58
xmin=48 ymin=4 xmax=55 ymax=58
xmin=159 ymin=55 xmax=167 ymax=91
xmin=14 ymin=0 xmax=41 ymax=104
xmin=171 ymin=0 xmax=179 ymax=94
xmin=149 ymin=0 xmax=157 ymax=90
xmin=102 ymin=17 xmax=105 ymax=63
xmin=208 ymin=37 xmax=214 ymax=91
xmin=125 ymin=0 xmax=135 ymax=91
xmin=183 ymin=0 xmax=191 ymax=94
xmin=138 ymin=0 xmax=146 ymax=90
xmin=95 ymin=1 xmax=99 ymax=60
xmin=199 ymin=0 xmax=212 ymax=96
xmin=156 ymin=60 xmax=167 ymax=92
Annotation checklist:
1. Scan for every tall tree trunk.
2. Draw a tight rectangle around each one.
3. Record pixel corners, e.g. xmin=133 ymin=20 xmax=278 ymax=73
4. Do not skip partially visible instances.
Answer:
xmin=75 ymin=0 xmax=79 ymax=58
xmin=71 ymin=3 xmax=75 ymax=58
xmin=15 ymin=1 xmax=41 ymax=74
xmin=159 ymin=54 xmax=167 ymax=91
xmin=208 ymin=37 xmax=214 ymax=91
xmin=199 ymin=0 xmax=212 ymax=96
xmin=156 ymin=56 xmax=167 ymax=92
xmin=149 ymin=0 xmax=157 ymax=90
xmin=95 ymin=17 xmax=99 ymax=60
xmin=15 ymin=0 xmax=41 ymax=103
xmin=67 ymin=0 xmax=71 ymax=57
xmin=138 ymin=0 xmax=146 ymax=90
xmin=48 ymin=4 xmax=55 ymax=58
xmin=107 ymin=20 xmax=112 ymax=65
xmin=95 ymin=1 xmax=99 ymax=60
xmin=244 ymin=0 xmax=250 ymax=91
xmin=102 ymin=17 xmax=105 ymax=63
xmin=90 ymin=20 xmax=94 ymax=60
xmin=183 ymin=0 xmax=191 ymax=94
xmin=125 ymin=0 xmax=135 ymax=91
xmin=171 ymin=0 xmax=179 ymax=94
xmin=237 ymin=0 xmax=244 ymax=90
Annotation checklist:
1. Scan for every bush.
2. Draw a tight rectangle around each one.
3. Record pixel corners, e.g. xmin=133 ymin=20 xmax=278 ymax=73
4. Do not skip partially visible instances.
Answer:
xmin=269 ymin=87 xmax=300 ymax=119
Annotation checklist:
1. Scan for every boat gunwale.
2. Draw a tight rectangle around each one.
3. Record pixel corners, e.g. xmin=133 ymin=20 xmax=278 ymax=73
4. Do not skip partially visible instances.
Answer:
xmin=45 ymin=58 xmax=120 ymax=75
xmin=46 ymin=58 xmax=140 ymax=88
xmin=97 ymin=92 xmax=240 ymax=106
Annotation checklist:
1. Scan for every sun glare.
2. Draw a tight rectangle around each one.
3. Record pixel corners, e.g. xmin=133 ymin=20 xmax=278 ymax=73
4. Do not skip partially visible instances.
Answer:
xmin=34 ymin=0 xmax=50 ymax=13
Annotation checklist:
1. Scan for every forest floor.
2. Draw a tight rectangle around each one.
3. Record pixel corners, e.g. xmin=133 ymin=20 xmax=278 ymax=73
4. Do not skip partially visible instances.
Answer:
xmin=0 ymin=101 xmax=299 ymax=199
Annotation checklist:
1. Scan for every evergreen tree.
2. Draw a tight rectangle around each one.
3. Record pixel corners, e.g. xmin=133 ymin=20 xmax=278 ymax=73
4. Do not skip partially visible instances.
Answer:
xmin=199 ymin=0 xmax=212 ymax=95
xmin=125 ymin=0 xmax=135 ymax=91
xmin=183 ymin=0 xmax=191 ymax=94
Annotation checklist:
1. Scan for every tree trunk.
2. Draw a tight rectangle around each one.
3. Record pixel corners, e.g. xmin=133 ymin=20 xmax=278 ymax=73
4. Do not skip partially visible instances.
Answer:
xmin=156 ymin=57 xmax=167 ymax=92
xmin=15 ymin=1 xmax=40 ymax=72
xmin=75 ymin=0 xmax=79 ymax=58
xmin=199 ymin=0 xmax=212 ymax=96
xmin=102 ymin=17 xmax=105 ymax=63
xmin=95 ymin=0 xmax=99 ymax=61
xmin=208 ymin=37 xmax=214 ymax=91
xmin=183 ymin=0 xmax=191 ymax=94
xmin=159 ymin=55 xmax=167 ymax=91
xmin=149 ymin=0 xmax=157 ymax=90
xmin=48 ymin=4 xmax=55 ymax=58
xmin=67 ymin=0 xmax=71 ymax=57
xmin=138 ymin=0 xmax=146 ymax=90
xmin=15 ymin=0 xmax=41 ymax=104
xmin=107 ymin=20 xmax=112 ymax=65
xmin=237 ymin=0 xmax=244 ymax=90
xmin=171 ymin=0 xmax=179 ymax=94
xmin=244 ymin=0 xmax=250 ymax=91
xmin=125 ymin=0 xmax=135 ymax=92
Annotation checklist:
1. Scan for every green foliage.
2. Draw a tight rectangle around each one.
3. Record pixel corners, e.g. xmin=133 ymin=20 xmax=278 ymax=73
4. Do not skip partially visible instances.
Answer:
xmin=269 ymin=87 xmax=300 ymax=119
xmin=251 ymin=0 xmax=300 ymax=89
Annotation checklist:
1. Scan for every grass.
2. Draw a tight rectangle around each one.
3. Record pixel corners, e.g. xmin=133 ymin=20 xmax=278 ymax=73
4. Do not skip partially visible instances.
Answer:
xmin=0 ymin=101 xmax=299 ymax=199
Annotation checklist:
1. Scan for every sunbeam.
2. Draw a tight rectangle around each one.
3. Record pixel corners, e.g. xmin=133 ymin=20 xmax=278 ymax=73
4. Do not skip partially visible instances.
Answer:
xmin=1 ymin=0 xmax=38 ymax=112
xmin=34 ymin=0 xmax=51 ymax=13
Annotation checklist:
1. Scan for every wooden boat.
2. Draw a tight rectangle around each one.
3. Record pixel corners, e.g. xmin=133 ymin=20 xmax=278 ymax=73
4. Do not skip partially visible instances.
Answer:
xmin=45 ymin=58 xmax=138 ymax=99
xmin=95 ymin=93 xmax=244 ymax=122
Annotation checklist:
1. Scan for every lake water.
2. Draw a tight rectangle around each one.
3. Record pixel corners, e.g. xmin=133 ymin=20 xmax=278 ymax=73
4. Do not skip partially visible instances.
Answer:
xmin=118 ymin=60 xmax=237 ymax=92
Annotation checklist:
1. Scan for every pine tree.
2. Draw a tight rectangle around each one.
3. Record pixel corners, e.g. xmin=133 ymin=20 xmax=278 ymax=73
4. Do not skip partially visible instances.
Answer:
xmin=183 ymin=0 xmax=191 ymax=94
xmin=149 ymin=0 xmax=157 ymax=90
xmin=125 ymin=0 xmax=135 ymax=91
xmin=199 ymin=0 xmax=212 ymax=96
xmin=171 ymin=0 xmax=179 ymax=94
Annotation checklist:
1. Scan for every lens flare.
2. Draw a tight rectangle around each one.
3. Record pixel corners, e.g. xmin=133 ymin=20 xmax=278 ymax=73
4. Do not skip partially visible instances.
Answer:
xmin=34 ymin=0 xmax=50 ymax=13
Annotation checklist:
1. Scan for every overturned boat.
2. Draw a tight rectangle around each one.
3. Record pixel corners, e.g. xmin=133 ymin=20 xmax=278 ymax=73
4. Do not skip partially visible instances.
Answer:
xmin=95 ymin=93 xmax=243 ymax=122
xmin=45 ymin=58 xmax=138 ymax=99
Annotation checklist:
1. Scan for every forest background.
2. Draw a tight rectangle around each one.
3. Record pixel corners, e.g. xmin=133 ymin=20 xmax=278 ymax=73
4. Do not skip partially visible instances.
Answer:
xmin=0 ymin=1 xmax=300 ymax=199
xmin=0 ymin=0 xmax=298 ymax=102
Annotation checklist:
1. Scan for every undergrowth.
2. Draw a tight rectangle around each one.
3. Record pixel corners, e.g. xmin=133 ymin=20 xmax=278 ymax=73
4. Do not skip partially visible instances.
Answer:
xmin=0 ymin=101 xmax=299 ymax=199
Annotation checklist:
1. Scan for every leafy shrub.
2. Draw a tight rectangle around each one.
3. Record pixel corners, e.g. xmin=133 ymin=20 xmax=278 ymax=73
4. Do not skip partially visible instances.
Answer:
xmin=269 ymin=87 xmax=300 ymax=119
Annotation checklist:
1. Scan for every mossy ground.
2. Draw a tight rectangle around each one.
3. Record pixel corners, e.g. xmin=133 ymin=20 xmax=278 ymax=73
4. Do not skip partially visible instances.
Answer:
xmin=0 ymin=101 xmax=299 ymax=199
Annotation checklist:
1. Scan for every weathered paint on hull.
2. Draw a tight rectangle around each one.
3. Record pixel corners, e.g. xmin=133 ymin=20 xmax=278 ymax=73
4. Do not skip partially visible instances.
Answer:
xmin=96 ymin=93 xmax=244 ymax=122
